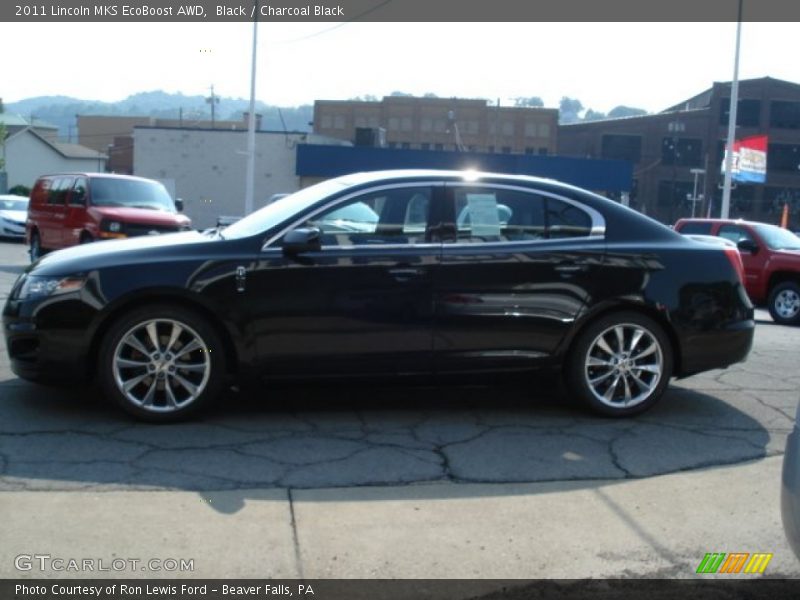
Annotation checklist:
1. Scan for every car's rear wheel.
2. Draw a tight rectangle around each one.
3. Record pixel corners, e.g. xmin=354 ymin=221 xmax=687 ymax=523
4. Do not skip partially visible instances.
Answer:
xmin=566 ymin=312 xmax=673 ymax=417
xmin=98 ymin=305 xmax=226 ymax=422
xmin=768 ymin=282 xmax=800 ymax=326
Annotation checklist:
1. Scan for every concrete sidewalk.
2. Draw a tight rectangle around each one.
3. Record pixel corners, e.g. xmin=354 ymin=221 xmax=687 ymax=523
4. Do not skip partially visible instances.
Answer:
xmin=1 ymin=456 xmax=797 ymax=579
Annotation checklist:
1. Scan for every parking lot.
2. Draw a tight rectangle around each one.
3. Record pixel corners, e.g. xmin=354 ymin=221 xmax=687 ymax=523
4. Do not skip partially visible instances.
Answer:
xmin=0 ymin=238 xmax=798 ymax=579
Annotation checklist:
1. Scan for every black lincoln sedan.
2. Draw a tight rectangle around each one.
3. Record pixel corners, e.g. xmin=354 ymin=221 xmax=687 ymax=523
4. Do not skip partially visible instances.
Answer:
xmin=3 ymin=170 xmax=754 ymax=421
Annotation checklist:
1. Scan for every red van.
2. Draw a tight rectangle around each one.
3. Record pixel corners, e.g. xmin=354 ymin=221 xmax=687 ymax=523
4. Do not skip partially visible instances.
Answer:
xmin=26 ymin=173 xmax=192 ymax=260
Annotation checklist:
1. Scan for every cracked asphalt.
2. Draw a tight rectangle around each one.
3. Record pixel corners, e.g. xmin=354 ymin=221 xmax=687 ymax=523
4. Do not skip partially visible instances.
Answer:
xmin=0 ymin=239 xmax=798 ymax=579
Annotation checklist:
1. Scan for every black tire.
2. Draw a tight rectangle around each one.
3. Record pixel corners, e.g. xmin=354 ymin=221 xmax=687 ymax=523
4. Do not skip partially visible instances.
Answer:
xmin=97 ymin=304 xmax=227 ymax=422
xmin=767 ymin=281 xmax=800 ymax=326
xmin=565 ymin=311 xmax=673 ymax=417
xmin=79 ymin=232 xmax=94 ymax=244
xmin=29 ymin=231 xmax=44 ymax=262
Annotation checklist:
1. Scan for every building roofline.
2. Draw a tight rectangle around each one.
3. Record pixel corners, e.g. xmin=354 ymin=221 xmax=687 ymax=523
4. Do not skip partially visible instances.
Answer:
xmin=132 ymin=125 xmax=309 ymax=135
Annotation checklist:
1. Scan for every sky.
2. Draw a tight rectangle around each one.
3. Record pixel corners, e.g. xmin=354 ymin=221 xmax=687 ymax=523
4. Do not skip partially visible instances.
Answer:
xmin=1 ymin=22 xmax=797 ymax=112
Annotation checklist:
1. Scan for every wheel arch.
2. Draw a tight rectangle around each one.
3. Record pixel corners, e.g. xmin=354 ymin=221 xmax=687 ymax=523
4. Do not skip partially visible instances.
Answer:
xmin=87 ymin=293 xmax=240 ymax=381
xmin=768 ymin=270 xmax=800 ymax=293
xmin=559 ymin=301 xmax=682 ymax=376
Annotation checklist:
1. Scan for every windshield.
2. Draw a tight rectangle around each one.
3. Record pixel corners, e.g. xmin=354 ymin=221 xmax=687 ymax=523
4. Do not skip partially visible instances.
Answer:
xmin=90 ymin=178 xmax=176 ymax=211
xmin=222 ymin=178 xmax=349 ymax=240
xmin=753 ymin=223 xmax=800 ymax=250
xmin=0 ymin=198 xmax=28 ymax=211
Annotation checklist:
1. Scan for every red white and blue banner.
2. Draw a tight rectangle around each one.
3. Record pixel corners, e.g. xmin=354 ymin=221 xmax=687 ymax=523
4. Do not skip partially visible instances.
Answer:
xmin=722 ymin=135 xmax=768 ymax=183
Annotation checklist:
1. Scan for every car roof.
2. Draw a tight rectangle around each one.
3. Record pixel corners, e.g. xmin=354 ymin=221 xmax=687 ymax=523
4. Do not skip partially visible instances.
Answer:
xmin=36 ymin=172 xmax=159 ymax=183
xmin=0 ymin=194 xmax=28 ymax=201
xmin=676 ymin=217 xmax=762 ymax=226
xmin=334 ymin=169 xmax=563 ymax=188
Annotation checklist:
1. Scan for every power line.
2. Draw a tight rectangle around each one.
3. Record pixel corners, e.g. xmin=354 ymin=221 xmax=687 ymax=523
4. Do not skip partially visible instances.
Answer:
xmin=277 ymin=0 xmax=393 ymax=44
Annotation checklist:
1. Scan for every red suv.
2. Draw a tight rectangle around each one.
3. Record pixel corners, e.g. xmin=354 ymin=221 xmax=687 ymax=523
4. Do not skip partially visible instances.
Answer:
xmin=26 ymin=173 xmax=192 ymax=261
xmin=675 ymin=218 xmax=800 ymax=325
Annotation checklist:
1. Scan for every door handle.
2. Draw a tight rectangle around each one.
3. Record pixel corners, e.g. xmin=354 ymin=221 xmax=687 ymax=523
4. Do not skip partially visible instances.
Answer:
xmin=389 ymin=267 xmax=423 ymax=282
xmin=555 ymin=263 xmax=588 ymax=274
xmin=235 ymin=265 xmax=247 ymax=292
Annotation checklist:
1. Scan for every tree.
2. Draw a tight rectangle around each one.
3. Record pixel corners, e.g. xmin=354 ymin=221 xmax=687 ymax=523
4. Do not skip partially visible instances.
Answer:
xmin=513 ymin=96 xmax=544 ymax=108
xmin=559 ymin=97 xmax=584 ymax=124
xmin=583 ymin=109 xmax=607 ymax=122
xmin=608 ymin=105 xmax=648 ymax=119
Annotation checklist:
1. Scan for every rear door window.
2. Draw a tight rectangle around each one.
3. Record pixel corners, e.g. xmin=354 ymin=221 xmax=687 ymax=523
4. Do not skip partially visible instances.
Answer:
xmin=451 ymin=187 xmax=592 ymax=243
xmin=676 ymin=221 xmax=712 ymax=235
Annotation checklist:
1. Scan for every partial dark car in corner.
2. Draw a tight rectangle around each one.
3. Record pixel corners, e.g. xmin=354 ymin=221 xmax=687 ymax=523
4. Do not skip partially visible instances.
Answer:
xmin=4 ymin=170 xmax=754 ymax=421
xmin=675 ymin=218 xmax=800 ymax=325
xmin=782 ymin=395 xmax=800 ymax=562
xmin=26 ymin=172 xmax=192 ymax=261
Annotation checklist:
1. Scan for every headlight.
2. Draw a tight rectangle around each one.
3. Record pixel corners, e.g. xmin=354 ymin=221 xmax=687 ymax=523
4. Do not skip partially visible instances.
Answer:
xmin=103 ymin=221 xmax=122 ymax=233
xmin=17 ymin=275 xmax=86 ymax=300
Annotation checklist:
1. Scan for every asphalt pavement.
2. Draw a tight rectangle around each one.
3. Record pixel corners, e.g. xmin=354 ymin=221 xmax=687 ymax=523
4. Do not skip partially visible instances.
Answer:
xmin=0 ymin=239 xmax=797 ymax=580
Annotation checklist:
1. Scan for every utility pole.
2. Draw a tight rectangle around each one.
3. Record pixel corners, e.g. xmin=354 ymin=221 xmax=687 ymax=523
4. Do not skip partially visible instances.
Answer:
xmin=721 ymin=0 xmax=743 ymax=219
xmin=206 ymin=84 xmax=220 ymax=129
xmin=244 ymin=2 xmax=258 ymax=216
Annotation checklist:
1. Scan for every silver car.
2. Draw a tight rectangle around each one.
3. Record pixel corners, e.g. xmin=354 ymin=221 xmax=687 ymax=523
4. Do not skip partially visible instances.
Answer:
xmin=0 ymin=194 xmax=28 ymax=239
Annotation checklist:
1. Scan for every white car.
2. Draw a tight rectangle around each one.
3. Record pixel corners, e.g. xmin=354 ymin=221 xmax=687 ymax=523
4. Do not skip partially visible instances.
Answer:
xmin=0 ymin=194 xmax=28 ymax=239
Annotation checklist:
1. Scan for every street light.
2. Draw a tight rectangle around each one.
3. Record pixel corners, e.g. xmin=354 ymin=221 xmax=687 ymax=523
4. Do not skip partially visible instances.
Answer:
xmin=690 ymin=168 xmax=705 ymax=218
xmin=667 ymin=120 xmax=685 ymax=223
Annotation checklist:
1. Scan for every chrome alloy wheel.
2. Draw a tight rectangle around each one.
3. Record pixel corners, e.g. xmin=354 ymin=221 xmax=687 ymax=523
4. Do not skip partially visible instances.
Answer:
xmin=583 ymin=323 xmax=664 ymax=409
xmin=112 ymin=318 xmax=211 ymax=413
xmin=774 ymin=288 xmax=800 ymax=320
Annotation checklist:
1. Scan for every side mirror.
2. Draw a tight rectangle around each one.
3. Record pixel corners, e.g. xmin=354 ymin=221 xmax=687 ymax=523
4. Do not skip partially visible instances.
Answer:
xmin=737 ymin=239 xmax=759 ymax=254
xmin=282 ymin=227 xmax=321 ymax=255
xmin=175 ymin=198 xmax=184 ymax=212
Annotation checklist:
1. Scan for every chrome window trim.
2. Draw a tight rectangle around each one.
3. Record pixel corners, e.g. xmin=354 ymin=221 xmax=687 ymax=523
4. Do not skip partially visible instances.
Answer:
xmin=262 ymin=179 xmax=606 ymax=253
xmin=261 ymin=182 xmax=442 ymax=251
xmin=447 ymin=182 xmax=606 ymax=239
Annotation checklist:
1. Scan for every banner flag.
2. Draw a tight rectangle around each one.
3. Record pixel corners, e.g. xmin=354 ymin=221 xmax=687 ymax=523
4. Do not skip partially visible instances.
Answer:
xmin=722 ymin=135 xmax=768 ymax=183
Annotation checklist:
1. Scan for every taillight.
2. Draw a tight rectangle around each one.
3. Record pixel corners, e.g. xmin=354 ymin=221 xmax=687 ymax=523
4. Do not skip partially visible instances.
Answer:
xmin=724 ymin=248 xmax=745 ymax=285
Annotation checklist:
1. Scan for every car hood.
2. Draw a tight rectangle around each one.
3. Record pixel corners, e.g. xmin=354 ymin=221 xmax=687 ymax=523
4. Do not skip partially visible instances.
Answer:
xmin=772 ymin=249 xmax=800 ymax=261
xmin=89 ymin=205 xmax=191 ymax=226
xmin=0 ymin=210 xmax=27 ymax=223
xmin=30 ymin=230 xmax=212 ymax=276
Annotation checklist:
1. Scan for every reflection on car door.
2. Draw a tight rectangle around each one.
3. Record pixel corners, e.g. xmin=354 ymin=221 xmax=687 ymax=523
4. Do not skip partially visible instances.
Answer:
xmin=248 ymin=184 xmax=442 ymax=378
xmin=434 ymin=184 xmax=606 ymax=373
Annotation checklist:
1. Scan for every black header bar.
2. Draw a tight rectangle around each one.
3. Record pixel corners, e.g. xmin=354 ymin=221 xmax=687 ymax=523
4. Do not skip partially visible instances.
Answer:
xmin=3 ymin=0 xmax=800 ymax=22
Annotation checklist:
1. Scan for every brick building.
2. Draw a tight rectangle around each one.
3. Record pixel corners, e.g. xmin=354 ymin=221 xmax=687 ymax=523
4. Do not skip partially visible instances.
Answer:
xmin=313 ymin=96 xmax=558 ymax=156
xmin=558 ymin=77 xmax=800 ymax=227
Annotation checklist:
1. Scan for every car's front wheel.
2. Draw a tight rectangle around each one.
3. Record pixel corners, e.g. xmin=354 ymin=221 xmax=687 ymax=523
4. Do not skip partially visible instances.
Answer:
xmin=29 ymin=231 xmax=44 ymax=262
xmin=768 ymin=282 xmax=800 ymax=326
xmin=98 ymin=305 xmax=227 ymax=422
xmin=566 ymin=312 xmax=673 ymax=417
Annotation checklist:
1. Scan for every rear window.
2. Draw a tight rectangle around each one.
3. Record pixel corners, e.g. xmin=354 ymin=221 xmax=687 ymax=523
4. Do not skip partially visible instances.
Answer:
xmin=676 ymin=221 xmax=712 ymax=235
xmin=89 ymin=178 xmax=176 ymax=212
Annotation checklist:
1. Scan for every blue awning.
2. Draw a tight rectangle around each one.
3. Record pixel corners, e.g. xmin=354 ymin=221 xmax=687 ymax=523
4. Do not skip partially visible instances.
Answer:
xmin=296 ymin=144 xmax=632 ymax=192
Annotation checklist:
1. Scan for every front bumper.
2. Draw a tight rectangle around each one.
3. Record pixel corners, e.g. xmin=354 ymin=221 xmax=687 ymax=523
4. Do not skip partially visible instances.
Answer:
xmin=3 ymin=295 xmax=94 ymax=383
xmin=1 ymin=223 xmax=25 ymax=238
